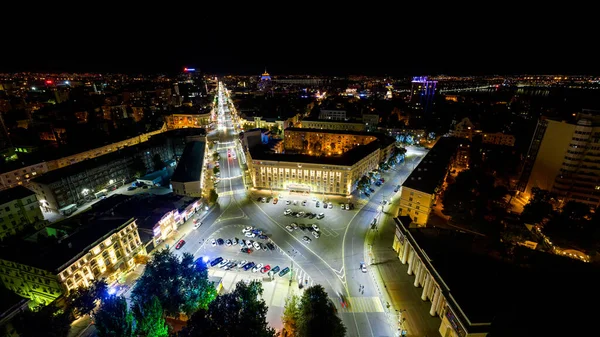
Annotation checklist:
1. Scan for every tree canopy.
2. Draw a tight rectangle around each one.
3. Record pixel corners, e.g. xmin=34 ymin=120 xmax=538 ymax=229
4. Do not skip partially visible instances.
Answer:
xmin=133 ymin=295 xmax=169 ymax=337
xmin=131 ymin=249 xmax=216 ymax=317
xmin=208 ymin=189 xmax=218 ymax=204
xmin=284 ymin=285 xmax=346 ymax=337
xmin=180 ymin=280 xmax=275 ymax=337
xmin=68 ymin=278 xmax=108 ymax=317
xmin=93 ymin=295 xmax=136 ymax=337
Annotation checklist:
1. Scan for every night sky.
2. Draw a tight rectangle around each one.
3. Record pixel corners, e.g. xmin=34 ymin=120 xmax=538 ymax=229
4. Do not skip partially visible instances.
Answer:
xmin=2 ymin=8 xmax=594 ymax=76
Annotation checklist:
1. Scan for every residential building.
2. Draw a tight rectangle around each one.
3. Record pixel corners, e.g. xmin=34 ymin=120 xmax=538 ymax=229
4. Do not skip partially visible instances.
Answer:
xmin=450 ymin=118 xmax=515 ymax=146
xmin=165 ymin=113 xmax=211 ymax=130
xmin=171 ymin=141 xmax=206 ymax=198
xmin=319 ymin=109 xmax=347 ymax=121
xmin=0 ymin=217 xmax=144 ymax=306
xmin=284 ymin=128 xmax=378 ymax=155
xmin=362 ymin=113 xmax=379 ymax=132
xmin=517 ymin=111 xmax=600 ymax=207
xmin=398 ymin=137 xmax=467 ymax=226
xmin=0 ymin=186 xmax=43 ymax=240
xmin=299 ymin=119 xmax=366 ymax=132
xmin=247 ymin=139 xmax=395 ymax=196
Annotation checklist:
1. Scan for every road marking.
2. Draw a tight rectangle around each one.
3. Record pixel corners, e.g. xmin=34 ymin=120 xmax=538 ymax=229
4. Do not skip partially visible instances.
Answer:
xmin=345 ymin=297 xmax=384 ymax=313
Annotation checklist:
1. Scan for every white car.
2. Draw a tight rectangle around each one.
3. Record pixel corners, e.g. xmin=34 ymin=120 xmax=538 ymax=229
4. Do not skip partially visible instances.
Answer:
xmin=252 ymin=263 xmax=263 ymax=273
xmin=312 ymin=230 xmax=320 ymax=238
xmin=242 ymin=226 xmax=254 ymax=233
xmin=211 ymin=239 xmax=217 ymax=247
xmin=253 ymin=241 xmax=261 ymax=250
xmin=360 ymin=262 xmax=367 ymax=273
xmin=291 ymin=223 xmax=298 ymax=230
xmin=301 ymin=200 xmax=307 ymax=206
xmin=312 ymin=224 xmax=319 ymax=231
xmin=194 ymin=221 xmax=202 ymax=229
xmin=245 ymin=232 xmax=256 ymax=238
xmin=285 ymin=225 xmax=294 ymax=232
xmin=218 ymin=259 xmax=229 ymax=268
xmin=316 ymin=213 xmax=325 ymax=219
xmin=284 ymin=209 xmax=292 ymax=215
xmin=232 ymin=238 xmax=238 ymax=246
xmin=285 ymin=200 xmax=291 ymax=205
xmin=341 ymin=204 xmax=345 ymax=210
xmin=328 ymin=203 xmax=333 ymax=209
xmin=239 ymin=260 xmax=248 ymax=268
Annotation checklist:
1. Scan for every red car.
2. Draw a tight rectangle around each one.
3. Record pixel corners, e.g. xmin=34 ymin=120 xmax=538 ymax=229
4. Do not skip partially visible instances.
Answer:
xmin=261 ymin=265 xmax=271 ymax=273
xmin=175 ymin=240 xmax=186 ymax=249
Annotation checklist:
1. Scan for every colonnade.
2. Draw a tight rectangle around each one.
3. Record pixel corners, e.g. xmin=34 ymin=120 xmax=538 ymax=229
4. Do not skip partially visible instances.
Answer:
xmin=399 ymin=242 xmax=447 ymax=317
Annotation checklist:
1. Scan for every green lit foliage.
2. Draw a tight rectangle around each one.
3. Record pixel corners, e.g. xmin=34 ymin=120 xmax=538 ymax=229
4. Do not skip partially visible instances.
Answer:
xmin=131 ymin=249 xmax=216 ymax=317
xmin=133 ymin=295 xmax=169 ymax=337
xmin=68 ymin=278 xmax=108 ymax=317
xmin=282 ymin=294 xmax=301 ymax=336
xmin=180 ymin=280 xmax=276 ymax=337
xmin=13 ymin=304 xmax=71 ymax=337
xmin=93 ymin=295 xmax=136 ymax=337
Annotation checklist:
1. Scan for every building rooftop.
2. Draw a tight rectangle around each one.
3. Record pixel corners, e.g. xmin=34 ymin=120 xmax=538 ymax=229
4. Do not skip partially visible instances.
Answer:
xmin=301 ymin=117 xmax=364 ymax=124
xmin=171 ymin=141 xmax=205 ymax=182
xmin=0 ymin=186 xmax=36 ymax=205
xmin=250 ymin=140 xmax=383 ymax=167
xmin=395 ymin=216 xmax=598 ymax=336
xmin=0 ymin=217 xmax=135 ymax=272
xmin=403 ymin=137 xmax=467 ymax=194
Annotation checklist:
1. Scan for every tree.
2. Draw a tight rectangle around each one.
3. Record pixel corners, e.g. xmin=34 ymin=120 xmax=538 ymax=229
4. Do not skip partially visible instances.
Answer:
xmin=208 ymin=189 xmax=218 ymax=203
xmin=133 ymin=296 xmax=169 ymax=337
xmin=180 ymin=280 xmax=276 ymax=337
xmin=295 ymin=285 xmax=345 ymax=337
xmin=153 ymin=154 xmax=166 ymax=171
xmin=68 ymin=279 xmax=108 ymax=317
xmin=212 ymin=152 xmax=219 ymax=161
xmin=131 ymin=156 xmax=147 ymax=178
xmin=13 ymin=304 xmax=71 ymax=337
xmin=213 ymin=166 xmax=220 ymax=175
xmin=93 ymin=295 xmax=136 ymax=337
xmin=358 ymin=175 xmax=370 ymax=191
xmin=521 ymin=188 xmax=555 ymax=223
xmin=131 ymin=249 xmax=216 ymax=318
xmin=282 ymin=295 xmax=301 ymax=336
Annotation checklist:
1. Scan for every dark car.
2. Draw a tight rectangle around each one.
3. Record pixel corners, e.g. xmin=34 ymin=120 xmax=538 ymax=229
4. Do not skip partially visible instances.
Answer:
xmin=217 ymin=238 xmax=225 ymax=245
xmin=308 ymin=213 xmax=316 ymax=219
xmin=375 ymin=181 xmax=382 ymax=186
xmin=258 ymin=234 xmax=268 ymax=240
xmin=243 ymin=262 xmax=255 ymax=271
xmin=175 ymin=240 xmax=185 ymax=249
xmin=127 ymin=186 xmax=137 ymax=191
xmin=210 ymin=257 xmax=223 ymax=267
xmin=365 ymin=192 xmax=371 ymax=197
xmin=394 ymin=185 xmax=400 ymax=192
xmin=369 ymin=188 xmax=375 ymax=193
xmin=266 ymin=242 xmax=275 ymax=251
xmin=240 ymin=248 xmax=252 ymax=254
xmin=299 ymin=224 xmax=307 ymax=231
xmin=279 ymin=267 xmax=290 ymax=277
xmin=271 ymin=266 xmax=280 ymax=274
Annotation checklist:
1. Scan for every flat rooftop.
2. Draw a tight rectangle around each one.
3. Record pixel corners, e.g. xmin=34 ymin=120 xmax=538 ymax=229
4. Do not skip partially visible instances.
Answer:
xmin=171 ymin=141 xmax=205 ymax=182
xmin=396 ymin=217 xmax=597 ymax=334
xmin=0 ymin=217 xmax=134 ymax=272
xmin=285 ymin=127 xmax=375 ymax=137
xmin=250 ymin=140 xmax=383 ymax=167
xmin=403 ymin=137 xmax=467 ymax=194
xmin=0 ymin=186 xmax=35 ymax=205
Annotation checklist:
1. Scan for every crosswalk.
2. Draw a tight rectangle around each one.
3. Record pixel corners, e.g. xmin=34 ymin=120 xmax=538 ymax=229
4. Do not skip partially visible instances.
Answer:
xmin=342 ymin=297 xmax=385 ymax=313
xmin=218 ymin=189 xmax=247 ymax=197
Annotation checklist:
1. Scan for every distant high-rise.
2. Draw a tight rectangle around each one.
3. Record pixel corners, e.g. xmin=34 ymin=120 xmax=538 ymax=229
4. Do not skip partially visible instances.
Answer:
xmin=518 ymin=110 xmax=600 ymax=208
xmin=410 ymin=76 xmax=437 ymax=113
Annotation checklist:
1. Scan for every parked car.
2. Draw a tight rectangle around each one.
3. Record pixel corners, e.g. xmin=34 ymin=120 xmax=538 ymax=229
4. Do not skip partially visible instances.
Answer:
xmin=303 ymin=236 xmax=312 ymax=243
xmin=210 ymin=257 xmax=223 ymax=267
xmin=360 ymin=262 xmax=367 ymax=273
xmin=316 ymin=213 xmax=325 ymax=219
xmin=175 ymin=240 xmax=185 ymax=249
xmin=279 ymin=267 xmax=291 ymax=277
xmin=261 ymin=265 xmax=271 ymax=273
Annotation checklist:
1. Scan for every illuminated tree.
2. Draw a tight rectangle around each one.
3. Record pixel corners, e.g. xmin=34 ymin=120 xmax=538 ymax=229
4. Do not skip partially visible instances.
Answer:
xmin=282 ymin=294 xmax=301 ymax=336
xmin=133 ymin=295 xmax=169 ymax=337
xmin=296 ymin=285 xmax=345 ymax=337
xmin=131 ymin=250 xmax=217 ymax=317
xmin=68 ymin=279 xmax=108 ymax=317
xmin=208 ymin=189 xmax=218 ymax=204
xmin=94 ymin=295 xmax=136 ymax=337
xmin=180 ymin=280 xmax=275 ymax=337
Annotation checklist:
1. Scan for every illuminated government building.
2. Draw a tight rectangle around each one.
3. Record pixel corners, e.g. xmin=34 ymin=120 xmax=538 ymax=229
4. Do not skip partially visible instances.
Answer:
xmin=248 ymin=130 xmax=396 ymax=195
xmin=284 ymin=128 xmax=378 ymax=155
xmin=0 ymin=217 xmax=145 ymax=305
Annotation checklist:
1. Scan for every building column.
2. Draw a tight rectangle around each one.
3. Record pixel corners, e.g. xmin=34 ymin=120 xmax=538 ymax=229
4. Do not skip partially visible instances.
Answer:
xmin=419 ymin=265 xmax=427 ymax=285
xmin=430 ymin=288 xmax=440 ymax=316
xmin=427 ymin=279 xmax=435 ymax=300
xmin=413 ymin=261 xmax=422 ymax=287
xmin=421 ymin=273 xmax=430 ymax=301
xmin=407 ymin=249 xmax=414 ymax=275
xmin=401 ymin=243 xmax=409 ymax=264
xmin=437 ymin=296 xmax=446 ymax=317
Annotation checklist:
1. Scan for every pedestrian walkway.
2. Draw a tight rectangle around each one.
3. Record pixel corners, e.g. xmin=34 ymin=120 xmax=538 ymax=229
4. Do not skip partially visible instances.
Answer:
xmin=368 ymin=217 xmax=443 ymax=337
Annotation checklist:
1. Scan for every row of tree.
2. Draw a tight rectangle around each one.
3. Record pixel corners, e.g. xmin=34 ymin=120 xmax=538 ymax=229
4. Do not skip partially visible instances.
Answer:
xmin=11 ymin=249 xmax=347 ymax=337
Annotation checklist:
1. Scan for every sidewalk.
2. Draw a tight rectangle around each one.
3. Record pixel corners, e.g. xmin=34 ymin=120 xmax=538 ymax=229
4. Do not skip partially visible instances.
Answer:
xmin=367 ymin=208 xmax=442 ymax=337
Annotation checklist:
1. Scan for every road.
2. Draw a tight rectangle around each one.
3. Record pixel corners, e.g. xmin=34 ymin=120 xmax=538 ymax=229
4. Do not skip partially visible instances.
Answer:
xmin=74 ymin=81 xmax=428 ymax=337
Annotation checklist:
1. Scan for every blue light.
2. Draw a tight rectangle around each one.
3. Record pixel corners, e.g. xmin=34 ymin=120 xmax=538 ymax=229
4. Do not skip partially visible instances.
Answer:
xmin=107 ymin=287 xmax=117 ymax=295
xmin=202 ymin=256 xmax=209 ymax=263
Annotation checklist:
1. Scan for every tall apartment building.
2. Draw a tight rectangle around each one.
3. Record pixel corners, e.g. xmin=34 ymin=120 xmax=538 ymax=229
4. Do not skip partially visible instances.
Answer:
xmin=410 ymin=76 xmax=437 ymax=113
xmin=284 ymin=128 xmax=378 ymax=155
xmin=0 ymin=186 xmax=43 ymax=240
xmin=0 ymin=218 xmax=144 ymax=306
xmin=518 ymin=111 xmax=600 ymax=207
xmin=398 ymin=137 xmax=467 ymax=226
